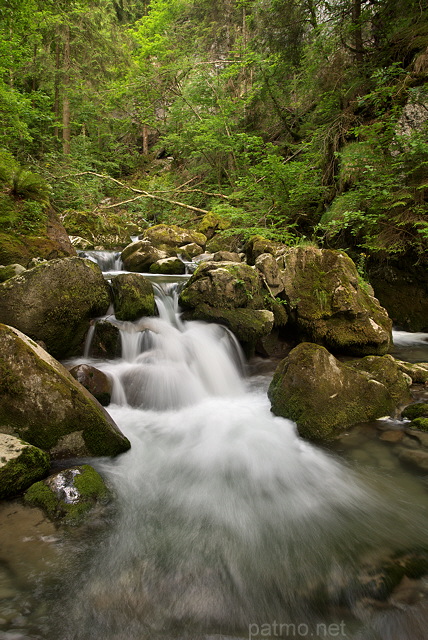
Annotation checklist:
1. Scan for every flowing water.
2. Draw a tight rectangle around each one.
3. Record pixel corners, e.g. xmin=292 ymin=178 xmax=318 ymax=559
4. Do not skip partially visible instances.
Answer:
xmin=1 ymin=254 xmax=428 ymax=640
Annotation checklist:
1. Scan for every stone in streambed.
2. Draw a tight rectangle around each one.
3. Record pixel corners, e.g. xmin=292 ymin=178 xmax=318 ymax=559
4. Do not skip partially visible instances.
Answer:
xmin=24 ymin=464 xmax=111 ymax=526
xmin=268 ymin=343 xmax=410 ymax=442
xmin=68 ymin=364 xmax=112 ymax=406
xmin=110 ymin=272 xmax=155 ymax=321
xmin=149 ymin=257 xmax=186 ymax=275
xmin=0 ymin=434 xmax=50 ymax=499
xmin=0 ymin=323 xmax=130 ymax=458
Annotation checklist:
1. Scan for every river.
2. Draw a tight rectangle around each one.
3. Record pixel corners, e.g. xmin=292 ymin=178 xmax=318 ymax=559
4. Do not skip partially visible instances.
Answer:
xmin=1 ymin=255 xmax=428 ymax=640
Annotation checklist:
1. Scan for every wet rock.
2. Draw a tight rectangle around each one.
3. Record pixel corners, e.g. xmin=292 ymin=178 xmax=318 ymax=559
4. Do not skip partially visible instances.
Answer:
xmin=0 ymin=434 xmax=50 ymax=499
xmin=378 ymin=430 xmax=404 ymax=443
xmin=24 ymin=465 xmax=111 ymax=526
xmin=396 ymin=448 xmax=428 ymax=472
xmin=402 ymin=402 xmax=428 ymax=420
xmin=0 ymin=324 xmax=130 ymax=458
xmin=0 ymin=263 xmax=26 ymax=282
xmin=281 ymin=246 xmax=392 ymax=356
xmin=69 ymin=364 xmax=112 ymax=406
xmin=111 ymin=273 xmax=155 ymax=321
xmin=0 ymin=257 xmax=110 ymax=359
xmin=89 ymin=319 xmax=121 ymax=359
xmin=268 ymin=343 xmax=402 ymax=442
xmin=409 ymin=417 xmax=428 ymax=432
xmin=121 ymin=239 xmax=169 ymax=272
xmin=69 ymin=235 xmax=93 ymax=250
xmin=149 ymin=257 xmax=186 ymax=275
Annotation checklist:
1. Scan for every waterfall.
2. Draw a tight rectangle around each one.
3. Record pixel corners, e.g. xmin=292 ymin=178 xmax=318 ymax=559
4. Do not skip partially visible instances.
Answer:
xmin=46 ymin=277 xmax=428 ymax=640
xmin=79 ymin=249 xmax=123 ymax=272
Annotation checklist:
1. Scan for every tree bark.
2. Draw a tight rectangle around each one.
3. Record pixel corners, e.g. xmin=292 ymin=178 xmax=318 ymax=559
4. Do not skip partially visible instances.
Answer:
xmin=62 ymin=24 xmax=71 ymax=155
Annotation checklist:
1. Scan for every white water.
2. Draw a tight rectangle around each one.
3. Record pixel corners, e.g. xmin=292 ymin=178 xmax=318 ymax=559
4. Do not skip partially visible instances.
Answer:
xmin=40 ymin=279 xmax=427 ymax=640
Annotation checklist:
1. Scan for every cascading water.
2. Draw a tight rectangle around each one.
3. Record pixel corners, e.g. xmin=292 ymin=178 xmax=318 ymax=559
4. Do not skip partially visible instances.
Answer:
xmin=36 ymin=278 xmax=428 ymax=640
xmin=3 ymin=265 xmax=428 ymax=640
xmin=79 ymin=249 xmax=124 ymax=272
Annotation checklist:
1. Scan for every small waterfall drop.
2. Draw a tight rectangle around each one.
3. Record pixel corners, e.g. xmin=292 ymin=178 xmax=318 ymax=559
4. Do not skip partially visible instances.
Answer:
xmin=49 ymin=277 xmax=428 ymax=640
xmin=79 ymin=249 xmax=123 ymax=272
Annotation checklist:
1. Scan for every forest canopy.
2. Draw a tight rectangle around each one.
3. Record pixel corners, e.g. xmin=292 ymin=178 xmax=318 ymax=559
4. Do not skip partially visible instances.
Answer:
xmin=0 ymin=0 xmax=427 ymax=260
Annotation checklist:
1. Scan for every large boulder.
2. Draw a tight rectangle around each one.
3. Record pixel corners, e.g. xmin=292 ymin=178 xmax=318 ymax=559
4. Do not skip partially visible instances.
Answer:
xmin=268 ymin=342 xmax=410 ymax=442
xmin=280 ymin=247 xmax=392 ymax=356
xmin=142 ymin=224 xmax=206 ymax=249
xmin=179 ymin=261 xmax=272 ymax=351
xmin=110 ymin=273 xmax=155 ymax=321
xmin=68 ymin=364 xmax=112 ymax=406
xmin=0 ymin=257 xmax=111 ymax=359
xmin=121 ymin=239 xmax=169 ymax=272
xmin=24 ymin=464 xmax=111 ymax=526
xmin=0 ymin=324 xmax=130 ymax=458
xmin=149 ymin=257 xmax=186 ymax=274
xmin=0 ymin=434 xmax=50 ymax=499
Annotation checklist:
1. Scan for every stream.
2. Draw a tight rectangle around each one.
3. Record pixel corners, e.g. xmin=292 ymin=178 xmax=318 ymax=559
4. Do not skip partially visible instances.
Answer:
xmin=1 ymin=253 xmax=428 ymax=640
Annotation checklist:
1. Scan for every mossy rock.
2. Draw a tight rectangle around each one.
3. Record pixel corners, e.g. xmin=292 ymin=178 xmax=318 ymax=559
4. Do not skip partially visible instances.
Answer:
xmin=111 ymin=273 xmax=155 ymax=321
xmin=69 ymin=364 xmax=112 ymax=406
xmin=179 ymin=261 xmax=265 ymax=311
xmin=187 ymin=303 xmax=274 ymax=350
xmin=396 ymin=361 xmax=428 ymax=384
xmin=149 ymin=257 xmax=186 ymax=275
xmin=347 ymin=354 xmax=411 ymax=405
xmin=0 ymin=434 xmax=50 ymax=499
xmin=121 ymin=239 xmax=169 ymax=272
xmin=0 ymin=324 xmax=130 ymax=458
xmin=281 ymin=246 xmax=392 ymax=356
xmin=0 ymin=263 xmax=26 ymax=282
xmin=402 ymin=403 xmax=428 ymax=420
xmin=0 ymin=256 xmax=111 ymax=358
xmin=409 ymin=417 xmax=428 ymax=432
xmin=88 ymin=319 xmax=121 ymax=359
xmin=196 ymin=212 xmax=231 ymax=240
xmin=24 ymin=465 xmax=111 ymax=526
xmin=142 ymin=224 xmax=206 ymax=249
xmin=268 ymin=342 xmax=397 ymax=442
xmin=246 ymin=235 xmax=286 ymax=265
xmin=205 ymin=233 xmax=242 ymax=254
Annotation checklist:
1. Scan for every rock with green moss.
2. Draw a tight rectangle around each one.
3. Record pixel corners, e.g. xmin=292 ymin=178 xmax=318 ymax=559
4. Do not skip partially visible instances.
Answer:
xmin=213 ymin=250 xmax=241 ymax=262
xmin=24 ymin=464 xmax=111 ymax=525
xmin=347 ymin=354 xmax=412 ymax=405
xmin=188 ymin=303 xmax=274 ymax=349
xmin=255 ymin=252 xmax=285 ymax=296
xmin=0 ymin=264 xmax=26 ymax=282
xmin=196 ymin=212 xmax=231 ymax=240
xmin=0 ymin=324 xmax=130 ymax=458
xmin=281 ymin=246 xmax=392 ymax=356
xmin=409 ymin=417 xmax=428 ymax=432
xmin=178 ymin=243 xmax=204 ymax=259
xmin=268 ymin=342 xmax=399 ymax=442
xmin=206 ymin=233 xmax=242 ymax=254
xmin=180 ymin=261 xmax=265 ymax=311
xmin=111 ymin=273 xmax=155 ymax=321
xmin=142 ymin=224 xmax=207 ymax=249
xmin=149 ymin=257 xmax=186 ymax=275
xmin=246 ymin=235 xmax=286 ymax=265
xmin=121 ymin=239 xmax=169 ymax=272
xmin=402 ymin=403 xmax=428 ymax=420
xmin=89 ymin=319 xmax=121 ymax=358
xmin=0 ymin=434 xmax=50 ymax=499
xmin=396 ymin=361 xmax=428 ymax=384
xmin=0 ymin=257 xmax=111 ymax=359
xmin=68 ymin=364 xmax=112 ymax=406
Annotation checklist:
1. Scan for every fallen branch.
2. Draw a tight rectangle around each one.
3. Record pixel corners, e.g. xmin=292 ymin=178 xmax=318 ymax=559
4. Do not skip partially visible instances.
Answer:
xmin=61 ymin=171 xmax=211 ymax=216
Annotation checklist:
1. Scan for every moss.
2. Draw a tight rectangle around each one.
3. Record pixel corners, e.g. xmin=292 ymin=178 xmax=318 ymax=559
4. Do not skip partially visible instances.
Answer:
xmin=196 ymin=212 xmax=231 ymax=239
xmin=149 ymin=257 xmax=186 ymax=275
xmin=0 ymin=439 xmax=50 ymax=499
xmin=24 ymin=465 xmax=111 ymax=526
xmin=402 ymin=403 xmax=428 ymax=420
xmin=410 ymin=417 xmax=428 ymax=432
xmin=111 ymin=273 xmax=155 ymax=321
xmin=0 ymin=362 xmax=24 ymax=396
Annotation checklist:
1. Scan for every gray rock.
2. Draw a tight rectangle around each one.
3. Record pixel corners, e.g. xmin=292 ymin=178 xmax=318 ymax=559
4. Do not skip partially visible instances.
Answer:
xmin=0 ymin=257 xmax=110 ymax=359
xmin=69 ymin=364 xmax=112 ymax=406
xmin=0 ymin=324 xmax=130 ymax=458
xmin=110 ymin=273 xmax=155 ymax=321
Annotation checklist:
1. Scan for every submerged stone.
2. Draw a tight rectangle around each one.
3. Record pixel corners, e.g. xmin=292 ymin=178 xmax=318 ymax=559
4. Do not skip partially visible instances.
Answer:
xmin=0 ymin=434 xmax=50 ymax=499
xmin=24 ymin=464 xmax=111 ymax=526
xmin=0 ymin=324 xmax=130 ymax=458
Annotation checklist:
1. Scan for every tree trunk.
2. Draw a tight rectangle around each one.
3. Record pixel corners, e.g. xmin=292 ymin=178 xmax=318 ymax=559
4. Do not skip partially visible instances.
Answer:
xmin=352 ymin=0 xmax=364 ymax=65
xmin=142 ymin=123 xmax=149 ymax=154
xmin=62 ymin=24 xmax=71 ymax=155
xmin=54 ymin=32 xmax=61 ymax=140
